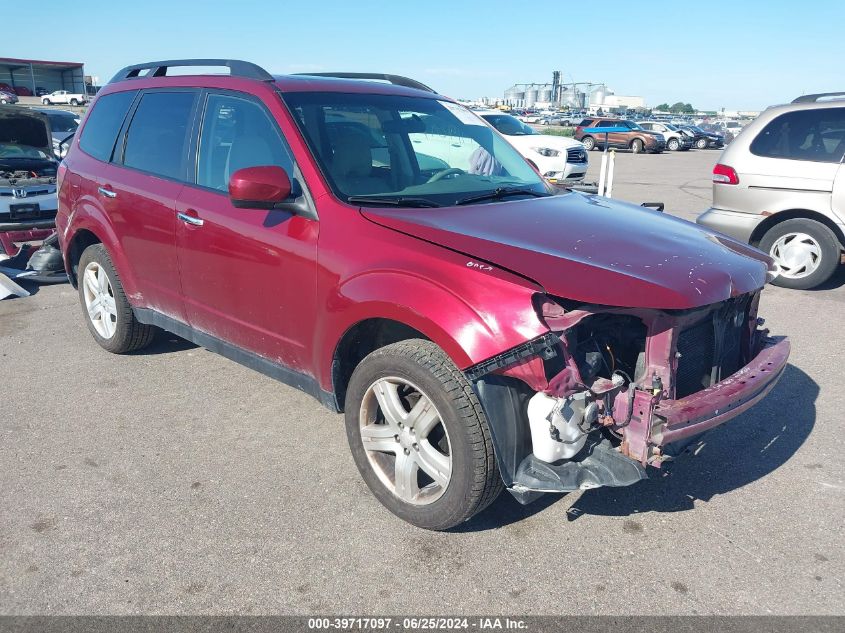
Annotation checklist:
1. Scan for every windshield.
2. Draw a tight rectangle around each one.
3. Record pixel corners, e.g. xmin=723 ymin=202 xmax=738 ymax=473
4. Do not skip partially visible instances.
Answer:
xmin=45 ymin=112 xmax=79 ymax=133
xmin=284 ymin=93 xmax=547 ymax=206
xmin=0 ymin=143 xmax=51 ymax=159
xmin=480 ymin=114 xmax=536 ymax=136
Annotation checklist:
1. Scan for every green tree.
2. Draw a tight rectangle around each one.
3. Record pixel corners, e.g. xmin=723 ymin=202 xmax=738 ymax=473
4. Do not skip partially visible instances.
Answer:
xmin=669 ymin=101 xmax=686 ymax=113
xmin=655 ymin=103 xmax=670 ymax=111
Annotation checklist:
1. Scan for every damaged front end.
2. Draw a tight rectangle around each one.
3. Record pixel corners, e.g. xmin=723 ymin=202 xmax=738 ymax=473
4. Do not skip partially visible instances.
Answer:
xmin=468 ymin=292 xmax=790 ymax=504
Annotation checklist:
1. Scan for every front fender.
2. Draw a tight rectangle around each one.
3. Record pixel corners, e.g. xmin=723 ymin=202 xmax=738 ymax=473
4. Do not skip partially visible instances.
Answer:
xmin=315 ymin=262 xmax=548 ymax=391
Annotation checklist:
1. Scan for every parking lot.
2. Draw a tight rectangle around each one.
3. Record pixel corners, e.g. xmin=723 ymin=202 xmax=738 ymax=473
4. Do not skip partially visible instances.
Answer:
xmin=1 ymin=149 xmax=843 ymax=615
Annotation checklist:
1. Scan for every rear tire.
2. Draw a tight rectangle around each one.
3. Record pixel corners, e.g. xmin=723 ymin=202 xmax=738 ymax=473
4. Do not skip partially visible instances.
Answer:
xmin=345 ymin=339 xmax=502 ymax=530
xmin=759 ymin=219 xmax=841 ymax=289
xmin=77 ymin=244 xmax=156 ymax=353
xmin=631 ymin=138 xmax=644 ymax=154
xmin=581 ymin=136 xmax=595 ymax=151
xmin=696 ymin=138 xmax=708 ymax=149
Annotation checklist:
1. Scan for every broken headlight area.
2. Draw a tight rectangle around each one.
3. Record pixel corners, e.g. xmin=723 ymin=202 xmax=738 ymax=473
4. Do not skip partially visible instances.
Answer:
xmin=470 ymin=291 xmax=786 ymax=504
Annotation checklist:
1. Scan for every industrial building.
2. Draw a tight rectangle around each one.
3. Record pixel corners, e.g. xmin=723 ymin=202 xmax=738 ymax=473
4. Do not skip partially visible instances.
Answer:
xmin=0 ymin=57 xmax=87 ymax=96
xmin=503 ymin=71 xmax=644 ymax=111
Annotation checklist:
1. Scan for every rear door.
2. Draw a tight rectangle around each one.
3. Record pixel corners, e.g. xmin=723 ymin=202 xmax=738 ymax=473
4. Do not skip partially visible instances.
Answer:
xmin=175 ymin=90 xmax=319 ymax=369
xmin=108 ymin=89 xmax=199 ymax=320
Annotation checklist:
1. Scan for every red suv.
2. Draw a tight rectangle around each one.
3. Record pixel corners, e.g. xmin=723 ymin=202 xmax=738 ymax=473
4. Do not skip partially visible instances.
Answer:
xmin=56 ymin=60 xmax=789 ymax=530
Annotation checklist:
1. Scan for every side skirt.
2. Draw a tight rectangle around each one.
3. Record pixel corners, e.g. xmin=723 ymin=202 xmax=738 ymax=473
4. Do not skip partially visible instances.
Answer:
xmin=133 ymin=308 xmax=339 ymax=412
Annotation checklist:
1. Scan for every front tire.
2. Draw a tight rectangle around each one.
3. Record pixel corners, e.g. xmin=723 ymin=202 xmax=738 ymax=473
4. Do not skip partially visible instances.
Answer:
xmin=631 ymin=138 xmax=644 ymax=154
xmin=42 ymin=98 xmax=50 ymax=105
xmin=345 ymin=340 xmax=502 ymax=530
xmin=70 ymin=98 xmax=79 ymax=106
xmin=667 ymin=137 xmax=680 ymax=151
xmin=77 ymin=244 xmax=156 ymax=353
xmin=759 ymin=219 xmax=841 ymax=289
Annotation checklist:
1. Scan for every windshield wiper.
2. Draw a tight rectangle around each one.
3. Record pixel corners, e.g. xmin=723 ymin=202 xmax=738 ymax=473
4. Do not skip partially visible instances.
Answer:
xmin=455 ymin=187 xmax=550 ymax=206
xmin=347 ymin=195 xmax=441 ymax=208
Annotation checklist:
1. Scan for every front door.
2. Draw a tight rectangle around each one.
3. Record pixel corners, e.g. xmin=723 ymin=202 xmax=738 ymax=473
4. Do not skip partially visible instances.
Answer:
xmin=175 ymin=91 xmax=319 ymax=370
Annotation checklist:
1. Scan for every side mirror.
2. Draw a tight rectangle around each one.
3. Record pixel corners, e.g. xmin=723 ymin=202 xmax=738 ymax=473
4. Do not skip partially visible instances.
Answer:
xmin=228 ymin=166 xmax=292 ymax=209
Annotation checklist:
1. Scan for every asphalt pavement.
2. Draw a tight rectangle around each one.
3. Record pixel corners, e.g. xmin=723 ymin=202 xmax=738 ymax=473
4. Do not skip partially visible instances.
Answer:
xmin=1 ymin=150 xmax=843 ymax=615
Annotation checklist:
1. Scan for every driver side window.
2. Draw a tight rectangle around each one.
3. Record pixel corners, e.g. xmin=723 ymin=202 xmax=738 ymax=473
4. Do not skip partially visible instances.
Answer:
xmin=196 ymin=93 xmax=294 ymax=191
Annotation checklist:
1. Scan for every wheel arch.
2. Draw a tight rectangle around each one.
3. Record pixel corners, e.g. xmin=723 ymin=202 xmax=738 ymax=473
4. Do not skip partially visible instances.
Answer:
xmin=63 ymin=215 xmax=142 ymax=301
xmin=331 ymin=318 xmax=431 ymax=411
xmin=65 ymin=228 xmax=103 ymax=288
xmin=748 ymin=209 xmax=845 ymax=249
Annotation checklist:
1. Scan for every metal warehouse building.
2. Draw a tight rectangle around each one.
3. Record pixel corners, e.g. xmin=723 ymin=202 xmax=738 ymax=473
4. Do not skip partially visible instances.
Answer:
xmin=0 ymin=57 xmax=86 ymax=95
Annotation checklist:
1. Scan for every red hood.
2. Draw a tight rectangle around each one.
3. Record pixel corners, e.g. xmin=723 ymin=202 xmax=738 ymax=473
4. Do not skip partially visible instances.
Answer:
xmin=361 ymin=192 xmax=772 ymax=309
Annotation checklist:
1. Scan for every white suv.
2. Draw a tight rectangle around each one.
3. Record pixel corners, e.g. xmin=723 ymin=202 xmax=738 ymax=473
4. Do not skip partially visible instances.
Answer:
xmin=478 ymin=111 xmax=588 ymax=184
xmin=697 ymin=92 xmax=845 ymax=289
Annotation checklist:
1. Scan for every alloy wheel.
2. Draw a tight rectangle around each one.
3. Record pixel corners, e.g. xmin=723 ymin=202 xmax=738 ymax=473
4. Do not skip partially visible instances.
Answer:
xmin=769 ymin=232 xmax=822 ymax=279
xmin=359 ymin=377 xmax=452 ymax=505
xmin=82 ymin=261 xmax=118 ymax=339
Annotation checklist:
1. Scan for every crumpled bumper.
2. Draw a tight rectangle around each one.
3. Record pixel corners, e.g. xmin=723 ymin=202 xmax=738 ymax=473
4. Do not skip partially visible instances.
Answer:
xmin=652 ymin=336 xmax=790 ymax=449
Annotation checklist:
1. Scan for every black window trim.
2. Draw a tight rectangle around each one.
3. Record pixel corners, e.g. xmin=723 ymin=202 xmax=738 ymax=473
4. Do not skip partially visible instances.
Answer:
xmin=113 ymin=87 xmax=202 ymax=185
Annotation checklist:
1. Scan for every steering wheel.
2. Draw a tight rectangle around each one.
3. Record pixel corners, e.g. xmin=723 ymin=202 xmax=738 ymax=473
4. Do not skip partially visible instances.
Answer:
xmin=426 ymin=167 xmax=465 ymax=183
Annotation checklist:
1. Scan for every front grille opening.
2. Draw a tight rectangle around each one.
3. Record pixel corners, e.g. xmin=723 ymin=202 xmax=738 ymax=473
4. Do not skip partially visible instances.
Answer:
xmin=565 ymin=314 xmax=647 ymax=385
xmin=674 ymin=303 xmax=748 ymax=399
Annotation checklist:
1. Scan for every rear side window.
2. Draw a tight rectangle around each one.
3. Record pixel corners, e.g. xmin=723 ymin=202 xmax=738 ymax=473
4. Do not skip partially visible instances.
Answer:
xmin=578 ymin=118 xmax=594 ymax=127
xmin=750 ymin=108 xmax=845 ymax=163
xmin=78 ymin=90 xmax=136 ymax=162
xmin=123 ymin=91 xmax=196 ymax=180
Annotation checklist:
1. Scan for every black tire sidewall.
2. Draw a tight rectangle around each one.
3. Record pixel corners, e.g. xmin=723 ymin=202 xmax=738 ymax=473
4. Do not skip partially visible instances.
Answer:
xmin=344 ymin=342 xmax=493 ymax=530
xmin=760 ymin=219 xmax=841 ymax=289
xmin=632 ymin=139 xmax=643 ymax=153
xmin=77 ymin=244 xmax=138 ymax=353
xmin=582 ymin=136 xmax=595 ymax=150
xmin=668 ymin=138 xmax=679 ymax=151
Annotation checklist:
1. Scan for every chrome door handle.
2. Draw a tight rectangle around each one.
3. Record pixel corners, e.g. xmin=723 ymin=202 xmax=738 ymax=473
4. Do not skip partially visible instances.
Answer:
xmin=177 ymin=212 xmax=204 ymax=227
xmin=97 ymin=186 xmax=117 ymax=198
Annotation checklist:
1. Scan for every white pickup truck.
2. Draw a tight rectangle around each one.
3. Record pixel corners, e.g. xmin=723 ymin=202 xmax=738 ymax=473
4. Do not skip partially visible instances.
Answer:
xmin=41 ymin=90 xmax=88 ymax=106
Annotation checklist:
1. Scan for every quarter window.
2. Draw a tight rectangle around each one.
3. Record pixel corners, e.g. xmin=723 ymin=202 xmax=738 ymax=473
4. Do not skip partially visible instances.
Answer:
xmin=196 ymin=94 xmax=294 ymax=191
xmin=750 ymin=108 xmax=845 ymax=163
xmin=123 ymin=91 xmax=196 ymax=180
xmin=78 ymin=90 xmax=137 ymax=162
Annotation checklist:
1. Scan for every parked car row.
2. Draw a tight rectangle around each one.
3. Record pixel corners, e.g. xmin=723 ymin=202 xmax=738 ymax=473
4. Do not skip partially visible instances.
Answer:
xmin=573 ymin=117 xmax=728 ymax=153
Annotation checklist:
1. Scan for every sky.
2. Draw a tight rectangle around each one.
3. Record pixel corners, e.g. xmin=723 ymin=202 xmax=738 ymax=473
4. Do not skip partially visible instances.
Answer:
xmin=5 ymin=0 xmax=844 ymax=111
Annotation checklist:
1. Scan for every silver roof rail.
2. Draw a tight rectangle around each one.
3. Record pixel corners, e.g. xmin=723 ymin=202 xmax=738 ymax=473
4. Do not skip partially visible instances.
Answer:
xmin=294 ymin=72 xmax=436 ymax=93
xmin=792 ymin=91 xmax=845 ymax=103
xmin=109 ymin=59 xmax=274 ymax=84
